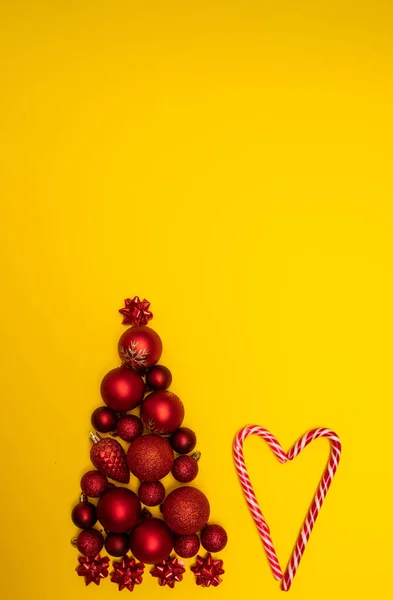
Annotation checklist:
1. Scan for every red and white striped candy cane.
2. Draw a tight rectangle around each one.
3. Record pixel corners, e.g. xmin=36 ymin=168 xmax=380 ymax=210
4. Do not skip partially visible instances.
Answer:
xmin=233 ymin=425 xmax=341 ymax=591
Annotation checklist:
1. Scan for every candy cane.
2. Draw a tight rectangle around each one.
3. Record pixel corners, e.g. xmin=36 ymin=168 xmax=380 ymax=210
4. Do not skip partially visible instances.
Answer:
xmin=233 ymin=425 xmax=341 ymax=591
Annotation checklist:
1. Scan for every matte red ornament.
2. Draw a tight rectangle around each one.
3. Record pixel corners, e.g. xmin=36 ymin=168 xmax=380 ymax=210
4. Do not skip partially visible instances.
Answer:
xmin=76 ymin=554 xmax=110 ymax=586
xmin=72 ymin=495 xmax=97 ymax=529
xmin=115 ymin=414 xmax=143 ymax=443
xmin=118 ymin=325 xmax=162 ymax=371
xmin=170 ymin=427 xmax=197 ymax=454
xmin=76 ymin=528 xmax=104 ymax=557
xmin=119 ymin=296 xmax=153 ymax=326
xmin=138 ymin=481 xmax=166 ymax=507
xmin=150 ymin=556 xmax=186 ymax=588
xmin=172 ymin=454 xmax=199 ymax=483
xmin=81 ymin=470 xmax=108 ymax=498
xmin=127 ymin=434 xmax=174 ymax=482
xmin=104 ymin=532 xmax=130 ymax=557
xmin=97 ymin=487 xmax=141 ymax=533
xmin=141 ymin=390 xmax=184 ymax=434
xmin=191 ymin=553 xmax=225 ymax=587
xmin=201 ymin=524 xmax=228 ymax=552
xmin=130 ymin=517 xmax=174 ymax=564
xmin=174 ymin=533 xmax=200 ymax=558
xmin=162 ymin=486 xmax=210 ymax=535
xmin=100 ymin=366 xmax=145 ymax=412
xmin=111 ymin=555 xmax=145 ymax=591
xmin=146 ymin=365 xmax=172 ymax=390
xmin=90 ymin=432 xmax=130 ymax=484
xmin=91 ymin=406 xmax=117 ymax=433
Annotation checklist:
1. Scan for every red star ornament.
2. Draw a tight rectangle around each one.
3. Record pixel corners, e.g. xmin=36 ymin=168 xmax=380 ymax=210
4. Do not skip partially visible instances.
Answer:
xmin=119 ymin=297 xmax=153 ymax=326
xmin=76 ymin=554 xmax=110 ymax=586
xmin=111 ymin=555 xmax=145 ymax=591
xmin=191 ymin=553 xmax=225 ymax=587
xmin=151 ymin=556 xmax=186 ymax=588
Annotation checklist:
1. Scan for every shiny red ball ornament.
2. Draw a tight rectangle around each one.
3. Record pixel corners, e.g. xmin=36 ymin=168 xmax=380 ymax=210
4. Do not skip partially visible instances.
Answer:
xmin=146 ymin=365 xmax=172 ymax=390
xmin=141 ymin=390 xmax=184 ymax=434
xmin=72 ymin=497 xmax=97 ymax=529
xmin=138 ymin=481 xmax=166 ymax=507
xmin=81 ymin=470 xmax=108 ymax=498
xmin=76 ymin=528 xmax=104 ymax=557
xmin=91 ymin=406 xmax=117 ymax=433
xmin=130 ymin=517 xmax=174 ymax=564
xmin=100 ymin=366 xmax=145 ymax=412
xmin=104 ymin=532 xmax=130 ymax=557
xmin=118 ymin=325 xmax=162 ymax=371
xmin=116 ymin=414 xmax=143 ymax=443
xmin=97 ymin=487 xmax=141 ymax=533
xmin=127 ymin=434 xmax=174 ymax=482
xmin=201 ymin=524 xmax=228 ymax=552
xmin=162 ymin=486 xmax=210 ymax=535
xmin=90 ymin=432 xmax=130 ymax=484
xmin=170 ymin=427 xmax=197 ymax=454
xmin=174 ymin=533 xmax=200 ymax=558
xmin=172 ymin=454 xmax=199 ymax=483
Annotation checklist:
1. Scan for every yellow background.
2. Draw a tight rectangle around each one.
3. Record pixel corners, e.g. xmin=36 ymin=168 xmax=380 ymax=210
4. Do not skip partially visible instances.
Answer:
xmin=1 ymin=1 xmax=392 ymax=598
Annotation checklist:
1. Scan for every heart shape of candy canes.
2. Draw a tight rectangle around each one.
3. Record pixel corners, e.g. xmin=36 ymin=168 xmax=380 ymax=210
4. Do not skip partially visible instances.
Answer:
xmin=233 ymin=426 xmax=341 ymax=591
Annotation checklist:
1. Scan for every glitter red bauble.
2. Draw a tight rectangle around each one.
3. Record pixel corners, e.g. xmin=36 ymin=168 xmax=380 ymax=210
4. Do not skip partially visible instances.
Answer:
xmin=97 ymin=487 xmax=141 ymax=533
xmin=170 ymin=427 xmax=197 ymax=454
xmin=91 ymin=406 xmax=117 ymax=433
xmin=127 ymin=434 xmax=174 ymax=482
xmin=81 ymin=470 xmax=109 ymax=498
xmin=129 ymin=518 xmax=173 ymax=564
xmin=118 ymin=326 xmax=162 ymax=371
xmin=100 ymin=367 xmax=145 ymax=412
xmin=90 ymin=434 xmax=130 ymax=484
xmin=162 ymin=486 xmax=210 ymax=535
xmin=141 ymin=391 xmax=184 ymax=434
xmin=104 ymin=532 xmax=130 ymax=557
xmin=76 ymin=529 xmax=104 ymax=557
xmin=174 ymin=533 xmax=200 ymax=558
xmin=201 ymin=524 xmax=228 ymax=552
xmin=72 ymin=501 xmax=97 ymax=529
xmin=146 ymin=365 xmax=172 ymax=390
xmin=172 ymin=455 xmax=199 ymax=483
xmin=138 ymin=481 xmax=166 ymax=507
xmin=116 ymin=414 xmax=143 ymax=443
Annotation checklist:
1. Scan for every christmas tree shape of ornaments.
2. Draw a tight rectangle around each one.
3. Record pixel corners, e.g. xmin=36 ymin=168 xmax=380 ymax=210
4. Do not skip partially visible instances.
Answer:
xmin=71 ymin=297 xmax=227 ymax=589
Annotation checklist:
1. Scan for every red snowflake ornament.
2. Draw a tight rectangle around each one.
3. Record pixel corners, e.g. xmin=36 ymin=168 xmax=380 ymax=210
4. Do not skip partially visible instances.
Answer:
xmin=76 ymin=554 xmax=110 ymax=586
xmin=111 ymin=555 xmax=145 ymax=592
xmin=150 ymin=556 xmax=186 ymax=588
xmin=191 ymin=553 xmax=225 ymax=587
xmin=119 ymin=297 xmax=153 ymax=326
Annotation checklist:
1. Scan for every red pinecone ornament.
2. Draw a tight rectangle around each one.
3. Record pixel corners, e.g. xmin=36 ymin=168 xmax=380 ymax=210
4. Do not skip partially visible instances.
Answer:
xmin=76 ymin=554 xmax=110 ymax=586
xmin=151 ymin=556 xmax=186 ymax=588
xmin=191 ymin=553 xmax=225 ymax=587
xmin=89 ymin=432 xmax=130 ymax=484
xmin=111 ymin=555 xmax=145 ymax=592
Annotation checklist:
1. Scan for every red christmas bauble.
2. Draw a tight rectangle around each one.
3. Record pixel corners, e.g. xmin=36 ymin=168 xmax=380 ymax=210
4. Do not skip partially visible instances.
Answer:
xmin=118 ymin=326 xmax=162 ymax=371
xmin=81 ymin=470 xmax=108 ymax=498
xmin=91 ymin=406 xmax=117 ymax=433
xmin=105 ymin=532 xmax=130 ymax=557
xmin=172 ymin=455 xmax=199 ymax=483
xmin=200 ymin=524 xmax=228 ymax=552
xmin=146 ymin=365 xmax=172 ymax=390
xmin=76 ymin=528 xmax=104 ymax=557
xmin=90 ymin=433 xmax=130 ymax=484
xmin=138 ymin=481 xmax=166 ymax=507
xmin=162 ymin=486 xmax=210 ymax=535
xmin=97 ymin=487 xmax=141 ymax=533
xmin=116 ymin=414 xmax=143 ymax=443
xmin=100 ymin=367 xmax=145 ymax=412
xmin=129 ymin=518 xmax=173 ymax=564
xmin=174 ymin=533 xmax=200 ymax=558
xmin=72 ymin=501 xmax=97 ymax=529
xmin=170 ymin=427 xmax=197 ymax=454
xmin=127 ymin=434 xmax=174 ymax=482
xmin=141 ymin=391 xmax=184 ymax=434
